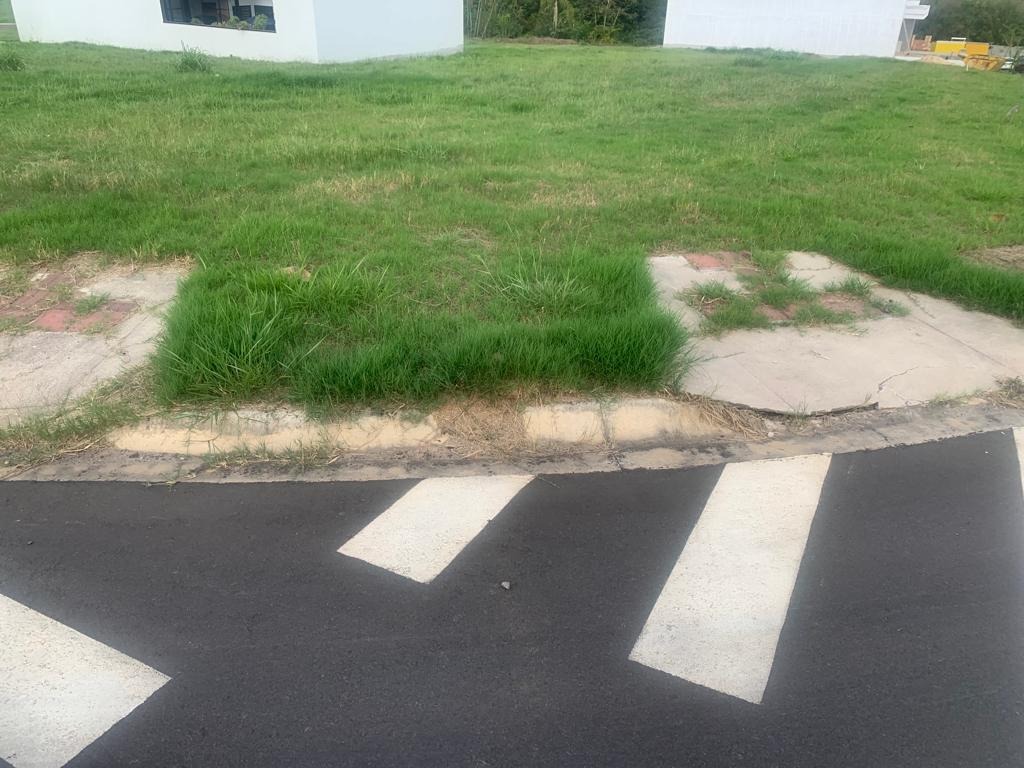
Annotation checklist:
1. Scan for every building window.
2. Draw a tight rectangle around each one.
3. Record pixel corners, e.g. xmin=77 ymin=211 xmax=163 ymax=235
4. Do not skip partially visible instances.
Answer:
xmin=160 ymin=0 xmax=276 ymax=32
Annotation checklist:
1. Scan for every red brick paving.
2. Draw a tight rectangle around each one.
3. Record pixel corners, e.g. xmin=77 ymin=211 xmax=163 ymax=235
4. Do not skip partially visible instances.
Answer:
xmin=10 ymin=289 xmax=52 ymax=312
xmin=1 ymin=276 xmax=139 ymax=334
xmin=32 ymin=307 xmax=76 ymax=332
xmin=70 ymin=309 xmax=131 ymax=333
xmin=0 ymin=306 xmax=34 ymax=322
xmin=684 ymin=252 xmax=727 ymax=270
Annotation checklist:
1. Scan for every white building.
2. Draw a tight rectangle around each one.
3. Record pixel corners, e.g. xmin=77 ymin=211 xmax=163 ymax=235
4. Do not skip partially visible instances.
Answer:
xmin=9 ymin=0 xmax=464 ymax=64
xmin=664 ymin=0 xmax=931 ymax=58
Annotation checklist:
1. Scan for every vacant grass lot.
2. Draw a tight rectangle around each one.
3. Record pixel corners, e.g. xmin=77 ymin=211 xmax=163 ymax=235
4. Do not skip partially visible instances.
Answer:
xmin=0 ymin=42 xmax=1022 ymax=408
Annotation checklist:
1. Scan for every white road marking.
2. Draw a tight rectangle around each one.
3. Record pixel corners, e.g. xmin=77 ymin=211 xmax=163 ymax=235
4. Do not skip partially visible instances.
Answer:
xmin=1015 ymin=428 xmax=1024 ymax=497
xmin=629 ymin=453 xmax=833 ymax=705
xmin=0 ymin=593 xmax=170 ymax=768
xmin=338 ymin=475 xmax=534 ymax=584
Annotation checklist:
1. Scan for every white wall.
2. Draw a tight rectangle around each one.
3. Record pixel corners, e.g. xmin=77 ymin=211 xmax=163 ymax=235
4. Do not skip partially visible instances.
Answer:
xmin=312 ymin=0 xmax=463 ymax=64
xmin=9 ymin=0 xmax=463 ymax=64
xmin=664 ymin=0 xmax=912 ymax=58
xmin=10 ymin=0 xmax=320 ymax=62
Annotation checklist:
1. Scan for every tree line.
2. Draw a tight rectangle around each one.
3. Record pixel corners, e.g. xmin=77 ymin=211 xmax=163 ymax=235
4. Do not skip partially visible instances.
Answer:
xmin=919 ymin=0 xmax=1024 ymax=47
xmin=465 ymin=0 xmax=1024 ymax=47
xmin=465 ymin=0 xmax=668 ymax=44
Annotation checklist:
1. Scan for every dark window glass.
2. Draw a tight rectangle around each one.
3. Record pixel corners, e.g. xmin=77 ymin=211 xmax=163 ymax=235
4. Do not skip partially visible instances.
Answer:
xmin=160 ymin=0 xmax=276 ymax=32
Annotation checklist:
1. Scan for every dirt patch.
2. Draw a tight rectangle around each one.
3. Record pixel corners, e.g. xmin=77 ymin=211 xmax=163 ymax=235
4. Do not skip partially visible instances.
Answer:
xmin=682 ymin=251 xmax=758 ymax=275
xmin=965 ymin=245 xmax=1024 ymax=272
xmin=302 ymin=173 xmax=419 ymax=204
xmin=819 ymin=292 xmax=867 ymax=316
xmin=756 ymin=305 xmax=793 ymax=322
xmin=531 ymin=181 xmax=599 ymax=209
xmin=433 ymin=397 xmax=536 ymax=459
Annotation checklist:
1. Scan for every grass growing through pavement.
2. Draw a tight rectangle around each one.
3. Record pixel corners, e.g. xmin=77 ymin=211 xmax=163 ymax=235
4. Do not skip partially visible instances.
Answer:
xmin=1 ymin=43 xmax=1023 ymax=407
xmin=73 ymin=293 xmax=108 ymax=315
xmin=0 ymin=368 xmax=154 ymax=468
xmin=825 ymin=276 xmax=874 ymax=298
xmin=686 ymin=253 xmax=906 ymax=335
xmin=687 ymin=281 xmax=771 ymax=335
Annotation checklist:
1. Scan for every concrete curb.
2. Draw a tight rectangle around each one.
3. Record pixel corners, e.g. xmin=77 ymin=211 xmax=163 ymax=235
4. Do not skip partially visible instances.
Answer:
xmin=110 ymin=397 xmax=730 ymax=457
xmin=14 ymin=402 xmax=1024 ymax=484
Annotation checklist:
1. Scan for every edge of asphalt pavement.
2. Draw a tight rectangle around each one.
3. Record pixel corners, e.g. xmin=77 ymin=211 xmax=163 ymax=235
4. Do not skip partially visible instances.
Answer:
xmin=4 ymin=395 xmax=1022 ymax=484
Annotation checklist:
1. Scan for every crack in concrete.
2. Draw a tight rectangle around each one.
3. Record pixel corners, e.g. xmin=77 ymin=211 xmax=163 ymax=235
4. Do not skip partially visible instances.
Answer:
xmin=905 ymin=313 xmax=1016 ymax=373
xmin=706 ymin=351 xmax=746 ymax=362
xmin=877 ymin=366 xmax=921 ymax=392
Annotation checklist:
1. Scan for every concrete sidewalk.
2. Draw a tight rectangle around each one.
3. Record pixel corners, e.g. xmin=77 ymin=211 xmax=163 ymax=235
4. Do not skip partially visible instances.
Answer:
xmin=0 ymin=264 xmax=183 ymax=425
xmin=651 ymin=251 xmax=1024 ymax=414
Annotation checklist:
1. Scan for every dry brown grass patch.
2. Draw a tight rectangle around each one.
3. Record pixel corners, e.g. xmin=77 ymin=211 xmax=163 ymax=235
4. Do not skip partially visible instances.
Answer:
xmin=965 ymin=245 xmax=1024 ymax=272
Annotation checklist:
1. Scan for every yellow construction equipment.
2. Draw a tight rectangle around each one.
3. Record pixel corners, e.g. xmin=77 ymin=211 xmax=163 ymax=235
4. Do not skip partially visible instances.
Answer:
xmin=934 ymin=39 xmax=991 ymax=56
xmin=964 ymin=54 xmax=1006 ymax=71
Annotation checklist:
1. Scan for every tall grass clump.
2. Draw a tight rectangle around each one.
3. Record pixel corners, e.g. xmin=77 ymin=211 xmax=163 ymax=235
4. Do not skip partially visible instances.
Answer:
xmin=154 ymin=259 xmax=686 ymax=407
xmin=176 ymin=45 xmax=212 ymax=73
xmin=0 ymin=45 xmax=24 ymax=71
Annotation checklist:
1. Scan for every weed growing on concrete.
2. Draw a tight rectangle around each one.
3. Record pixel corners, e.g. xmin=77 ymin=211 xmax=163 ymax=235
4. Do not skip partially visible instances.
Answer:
xmin=791 ymin=302 xmax=852 ymax=326
xmin=867 ymin=296 xmax=910 ymax=317
xmin=994 ymin=376 xmax=1024 ymax=406
xmin=755 ymin=276 xmax=816 ymax=310
xmin=0 ymin=368 xmax=155 ymax=468
xmin=685 ymin=281 xmax=770 ymax=335
xmin=825 ymin=276 xmax=874 ymax=298
xmin=74 ymin=293 xmax=108 ymax=315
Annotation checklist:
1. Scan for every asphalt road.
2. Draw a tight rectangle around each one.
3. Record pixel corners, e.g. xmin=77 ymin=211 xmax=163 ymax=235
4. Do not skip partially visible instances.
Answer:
xmin=1 ymin=430 xmax=1023 ymax=767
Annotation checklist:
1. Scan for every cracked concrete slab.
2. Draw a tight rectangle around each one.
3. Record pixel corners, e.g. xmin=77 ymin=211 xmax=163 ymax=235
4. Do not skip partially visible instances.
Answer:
xmin=0 ymin=266 xmax=183 ymax=425
xmin=649 ymin=251 xmax=1024 ymax=414
xmin=688 ymin=315 xmax=1019 ymax=412
xmin=787 ymin=251 xmax=860 ymax=289
xmin=647 ymin=255 xmax=743 ymax=331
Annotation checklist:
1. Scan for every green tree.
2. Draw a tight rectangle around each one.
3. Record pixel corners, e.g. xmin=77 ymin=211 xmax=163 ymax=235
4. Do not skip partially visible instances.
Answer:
xmin=464 ymin=0 xmax=665 ymax=43
xmin=920 ymin=0 xmax=1024 ymax=46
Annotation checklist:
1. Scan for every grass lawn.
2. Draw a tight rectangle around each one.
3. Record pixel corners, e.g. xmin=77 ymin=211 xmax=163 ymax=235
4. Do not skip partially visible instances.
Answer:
xmin=0 ymin=0 xmax=13 ymax=24
xmin=0 ymin=42 xmax=1022 ymax=409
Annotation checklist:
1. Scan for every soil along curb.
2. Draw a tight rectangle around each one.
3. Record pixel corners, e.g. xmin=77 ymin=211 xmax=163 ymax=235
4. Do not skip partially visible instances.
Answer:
xmin=110 ymin=398 xmax=730 ymax=457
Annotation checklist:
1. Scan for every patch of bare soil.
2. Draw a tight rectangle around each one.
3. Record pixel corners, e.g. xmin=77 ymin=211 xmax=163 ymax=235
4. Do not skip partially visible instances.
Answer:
xmin=433 ymin=397 xmax=533 ymax=459
xmin=965 ymin=245 xmax=1024 ymax=272
xmin=819 ymin=293 xmax=869 ymax=317
xmin=755 ymin=305 xmax=792 ymax=322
